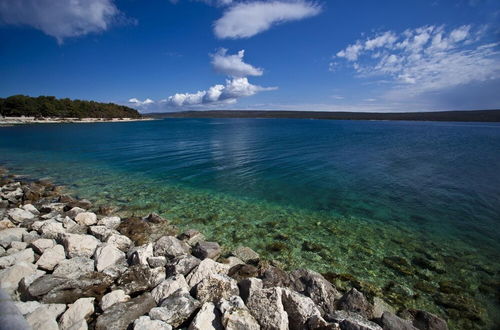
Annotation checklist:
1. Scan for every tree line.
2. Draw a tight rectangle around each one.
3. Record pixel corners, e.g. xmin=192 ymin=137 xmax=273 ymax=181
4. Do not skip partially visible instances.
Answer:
xmin=0 ymin=95 xmax=141 ymax=118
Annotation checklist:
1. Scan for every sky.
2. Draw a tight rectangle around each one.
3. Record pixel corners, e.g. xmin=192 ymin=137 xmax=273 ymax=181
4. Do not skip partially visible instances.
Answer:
xmin=0 ymin=0 xmax=499 ymax=113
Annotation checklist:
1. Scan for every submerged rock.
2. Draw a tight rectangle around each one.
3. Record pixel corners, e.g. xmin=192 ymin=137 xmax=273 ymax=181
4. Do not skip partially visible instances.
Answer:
xmin=407 ymin=309 xmax=449 ymax=330
xmin=232 ymin=246 xmax=260 ymax=265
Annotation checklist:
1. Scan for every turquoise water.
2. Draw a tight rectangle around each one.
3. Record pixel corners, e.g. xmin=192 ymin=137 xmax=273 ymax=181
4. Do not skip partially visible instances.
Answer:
xmin=1 ymin=118 xmax=499 ymax=329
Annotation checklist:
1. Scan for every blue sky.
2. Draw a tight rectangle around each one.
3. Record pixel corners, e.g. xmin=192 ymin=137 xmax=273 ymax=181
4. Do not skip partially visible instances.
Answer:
xmin=1 ymin=0 xmax=499 ymax=112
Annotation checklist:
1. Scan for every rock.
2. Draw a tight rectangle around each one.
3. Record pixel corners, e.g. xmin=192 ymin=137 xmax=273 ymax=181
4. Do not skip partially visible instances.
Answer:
xmin=337 ymin=288 xmax=373 ymax=319
xmin=75 ymin=212 xmax=97 ymax=226
xmin=186 ymin=258 xmax=230 ymax=288
xmin=281 ymin=288 xmax=321 ymax=330
xmin=326 ymin=311 xmax=382 ymax=330
xmin=189 ymin=302 xmax=223 ymax=330
xmin=15 ymin=300 xmax=42 ymax=315
xmin=97 ymin=205 xmax=117 ymax=216
xmin=26 ymin=303 xmax=67 ymax=330
xmin=408 ymin=310 xmax=449 ymax=330
xmin=40 ymin=222 xmax=66 ymax=239
xmin=134 ymin=316 xmax=173 ymax=330
xmin=36 ymin=244 xmax=66 ymax=271
xmin=148 ymin=256 xmax=168 ymax=268
xmin=0 ymin=228 xmax=28 ymax=247
xmin=59 ymin=297 xmax=95 ymax=330
xmin=0 ymin=219 xmax=15 ymax=230
xmin=178 ymin=229 xmax=205 ymax=246
xmin=94 ymin=244 xmax=126 ymax=272
xmin=28 ymin=272 xmax=114 ymax=304
xmin=228 ymin=264 xmax=259 ymax=282
xmin=154 ymin=236 xmax=191 ymax=259
xmin=218 ymin=296 xmax=260 ymax=330
xmin=144 ymin=212 xmax=168 ymax=224
xmin=259 ymin=264 xmax=291 ymax=288
xmin=18 ymin=269 xmax=46 ymax=298
xmin=380 ymin=312 xmax=418 ymax=330
xmin=23 ymin=203 xmax=40 ymax=215
xmin=222 ymin=256 xmax=245 ymax=268
xmin=97 ymin=216 xmax=121 ymax=229
xmin=10 ymin=241 xmax=28 ymax=250
xmin=116 ymin=264 xmax=165 ymax=295
xmin=307 ymin=315 xmax=337 ymax=329
xmin=62 ymin=217 xmax=78 ymax=230
xmin=0 ymin=246 xmax=4 ymax=257
xmin=62 ymin=233 xmax=100 ymax=258
xmin=289 ymin=268 xmax=339 ymax=315
xmin=100 ymin=289 xmax=130 ymax=310
xmin=40 ymin=203 xmax=66 ymax=213
xmin=383 ymin=256 xmax=414 ymax=276
xmin=152 ymin=274 xmax=189 ymax=304
xmin=192 ymin=241 xmax=221 ymax=260
xmin=195 ymin=273 xmax=240 ymax=303
xmin=7 ymin=207 xmax=35 ymax=223
xmin=53 ymin=257 xmax=95 ymax=278
xmin=95 ymin=292 xmax=156 ymax=330
xmin=372 ymin=297 xmax=395 ymax=319
xmin=149 ymin=288 xmax=201 ymax=328
xmin=0 ymin=248 xmax=35 ymax=269
xmin=0 ymin=262 xmax=36 ymax=294
xmin=246 ymin=287 xmax=289 ymax=330
xmin=22 ymin=231 xmax=40 ymax=244
xmin=128 ymin=243 xmax=154 ymax=266
xmin=117 ymin=217 xmax=151 ymax=245
xmin=65 ymin=207 xmax=85 ymax=219
xmin=106 ymin=233 xmax=133 ymax=252
xmin=166 ymin=255 xmax=201 ymax=277
xmin=232 ymin=246 xmax=260 ymax=265
xmin=238 ymin=277 xmax=263 ymax=303
xmin=30 ymin=238 xmax=56 ymax=254
xmin=89 ymin=225 xmax=116 ymax=241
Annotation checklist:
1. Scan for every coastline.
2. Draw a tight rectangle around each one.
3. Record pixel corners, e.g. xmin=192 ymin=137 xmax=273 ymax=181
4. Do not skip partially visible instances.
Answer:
xmin=0 ymin=117 xmax=155 ymax=126
xmin=0 ymin=167 xmax=450 ymax=330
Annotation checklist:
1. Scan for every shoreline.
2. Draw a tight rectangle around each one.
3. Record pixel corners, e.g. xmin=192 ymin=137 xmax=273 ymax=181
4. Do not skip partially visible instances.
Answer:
xmin=0 ymin=167 xmax=451 ymax=330
xmin=0 ymin=117 xmax=155 ymax=126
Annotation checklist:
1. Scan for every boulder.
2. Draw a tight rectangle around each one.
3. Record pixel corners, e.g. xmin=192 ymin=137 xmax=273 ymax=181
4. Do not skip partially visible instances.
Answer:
xmin=7 ymin=207 xmax=35 ymax=223
xmin=186 ymin=258 xmax=230 ymax=288
xmin=166 ymin=255 xmax=201 ymax=277
xmin=148 ymin=256 xmax=168 ymax=268
xmin=152 ymin=274 xmax=189 ymax=304
xmin=372 ymin=297 xmax=395 ymax=319
xmin=18 ymin=269 xmax=46 ymax=298
xmin=289 ymin=268 xmax=339 ymax=315
xmin=326 ymin=311 xmax=382 ymax=330
xmin=232 ymin=246 xmax=260 ymax=265
xmin=97 ymin=216 xmax=121 ymax=229
xmin=0 ymin=219 xmax=15 ymax=230
xmin=222 ymin=256 xmax=244 ymax=270
xmin=94 ymin=244 xmax=126 ymax=272
xmin=407 ymin=310 xmax=449 ymax=330
xmin=10 ymin=241 xmax=28 ymax=250
xmin=0 ymin=228 xmax=28 ymax=247
xmin=178 ymin=229 xmax=205 ymax=246
xmin=59 ymin=297 xmax=95 ymax=330
xmin=238 ymin=277 xmax=263 ymax=303
xmin=95 ymin=292 xmax=156 ymax=330
xmin=100 ymin=289 xmax=130 ymax=310
xmin=134 ymin=316 xmax=173 ymax=330
xmin=192 ymin=241 xmax=221 ymax=260
xmin=62 ymin=233 xmax=100 ymax=258
xmin=40 ymin=222 xmax=66 ymax=239
xmin=0 ymin=248 xmax=34 ymax=269
xmin=22 ymin=231 xmax=40 ymax=244
xmin=75 ymin=212 xmax=97 ymax=226
xmin=228 ymin=264 xmax=259 ymax=282
xmin=36 ymin=244 xmax=66 ymax=271
xmin=246 ymin=287 xmax=288 ymax=330
xmin=97 ymin=205 xmax=117 ymax=216
xmin=189 ymin=302 xmax=223 ymax=330
xmin=116 ymin=264 xmax=166 ymax=295
xmin=128 ymin=243 xmax=154 ymax=266
xmin=0 ymin=262 xmax=37 ymax=295
xmin=259 ymin=264 xmax=290 ymax=288
xmin=380 ymin=312 xmax=418 ymax=330
xmin=53 ymin=257 xmax=95 ymax=278
xmin=154 ymin=236 xmax=191 ymax=259
xmin=89 ymin=225 xmax=116 ymax=241
xmin=144 ymin=212 xmax=168 ymax=224
xmin=106 ymin=233 xmax=133 ymax=252
xmin=30 ymin=238 xmax=56 ymax=254
xmin=281 ymin=288 xmax=322 ymax=330
xmin=149 ymin=288 xmax=201 ymax=328
xmin=337 ymin=288 xmax=373 ymax=319
xmin=25 ymin=303 xmax=67 ymax=330
xmin=23 ymin=203 xmax=40 ymax=215
xmin=195 ymin=274 xmax=240 ymax=303
xmin=218 ymin=296 xmax=260 ymax=330
xmin=15 ymin=301 xmax=42 ymax=315
xmin=65 ymin=207 xmax=85 ymax=219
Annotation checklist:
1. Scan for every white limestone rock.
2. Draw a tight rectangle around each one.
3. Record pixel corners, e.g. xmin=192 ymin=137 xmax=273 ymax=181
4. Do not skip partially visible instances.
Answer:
xmin=134 ymin=316 xmax=172 ymax=330
xmin=94 ymin=244 xmax=126 ymax=272
xmin=59 ymin=297 xmax=95 ymax=330
xmin=36 ymin=244 xmax=66 ymax=271
xmin=75 ymin=212 xmax=97 ymax=226
xmin=128 ymin=243 xmax=153 ymax=266
xmin=62 ymin=233 xmax=100 ymax=258
xmin=186 ymin=258 xmax=230 ymax=288
xmin=152 ymin=274 xmax=189 ymax=304
xmin=100 ymin=289 xmax=130 ymax=311
xmin=188 ymin=302 xmax=223 ymax=330
xmin=106 ymin=233 xmax=133 ymax=252
xmin=40 ymin=222 xmax=66 ymax=239
xmin=97 ymin=216 xmax=121 ymax=229
xmin=30 ymin=238 xmax=56 ymax=254
xmin=0 ymin=248 xmax=34 ymax=269
xmin=7 ymin=207 xmax=35 ymax=224
xmin=26 ymin=303 xmax=67 ymax=330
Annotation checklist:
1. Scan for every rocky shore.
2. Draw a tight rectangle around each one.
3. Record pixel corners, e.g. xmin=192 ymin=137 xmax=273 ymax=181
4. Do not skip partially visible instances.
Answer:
xmin=0 ymin=167 xmax=449 ymax=330
xmin=0 ymin=117 xmax=153 ymax=126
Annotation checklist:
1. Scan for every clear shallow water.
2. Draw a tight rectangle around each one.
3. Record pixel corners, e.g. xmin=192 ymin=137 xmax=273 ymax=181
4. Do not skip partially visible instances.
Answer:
xmin=1 ymin=118 xmax=499 ymax=329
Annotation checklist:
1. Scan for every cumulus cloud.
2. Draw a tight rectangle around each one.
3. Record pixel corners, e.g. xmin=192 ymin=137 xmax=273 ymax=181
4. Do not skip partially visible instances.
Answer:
xmin=128 ymin=98 xmax=154 ymax=106
xmin=334 ymin=25 xmax=500 ymax=100
xmin=211 ymin=48 xmax=263 ymax=77
xmin=0 ymin=0 xmax=122 ymax=43
xmin=214 ymin=0 xmax=321 ymax=39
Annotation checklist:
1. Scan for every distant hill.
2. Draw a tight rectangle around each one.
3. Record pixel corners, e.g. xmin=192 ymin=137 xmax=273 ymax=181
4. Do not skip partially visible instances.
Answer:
xmin=147 ymin=109 xmax=500 ymax=122
xmin=0 ymin=95 xmax=141 ymax=118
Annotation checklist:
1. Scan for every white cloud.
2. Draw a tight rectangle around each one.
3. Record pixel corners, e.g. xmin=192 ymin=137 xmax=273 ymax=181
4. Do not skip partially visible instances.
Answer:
xmin=214 ymin=0 xmax=321 ymax=39
xmin=0 ymin=0 xmax=121 ymax=43
xmin=170 ymin=0 xmax=232 ymax=6
xmin=128 ymin=98 xmax=154 ymax=106
xmin=334 ymin=24 xmax=500 ymax=100
xmin=211 ymin=48 xmax=263 ymax=77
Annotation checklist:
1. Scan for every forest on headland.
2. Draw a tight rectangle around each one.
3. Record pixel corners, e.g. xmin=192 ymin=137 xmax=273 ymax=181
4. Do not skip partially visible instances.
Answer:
xmin=0 ymin=95 xmax=141 ymax=118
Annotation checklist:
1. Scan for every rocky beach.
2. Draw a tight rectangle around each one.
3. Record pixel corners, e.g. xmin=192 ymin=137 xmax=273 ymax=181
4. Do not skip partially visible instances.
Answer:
xmin=0 ymin=167 xmax=452 ymax=330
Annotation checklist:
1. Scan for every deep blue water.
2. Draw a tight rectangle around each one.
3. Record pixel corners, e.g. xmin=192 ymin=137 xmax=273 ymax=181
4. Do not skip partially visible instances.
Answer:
xmin=1 ymin=118 xmax=500 ymax=328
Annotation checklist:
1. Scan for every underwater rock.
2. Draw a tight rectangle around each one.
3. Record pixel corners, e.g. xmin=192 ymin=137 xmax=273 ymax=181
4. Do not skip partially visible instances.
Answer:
xmin=232 ymin=246 xmax=260 ymax=265
xmin=407 ymin=309 xmax=449 ymax=330
xmin=383 ymin=256 xmax=414 ymax=276
xmin=144 ymin=212 xmax=168 ymax=224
